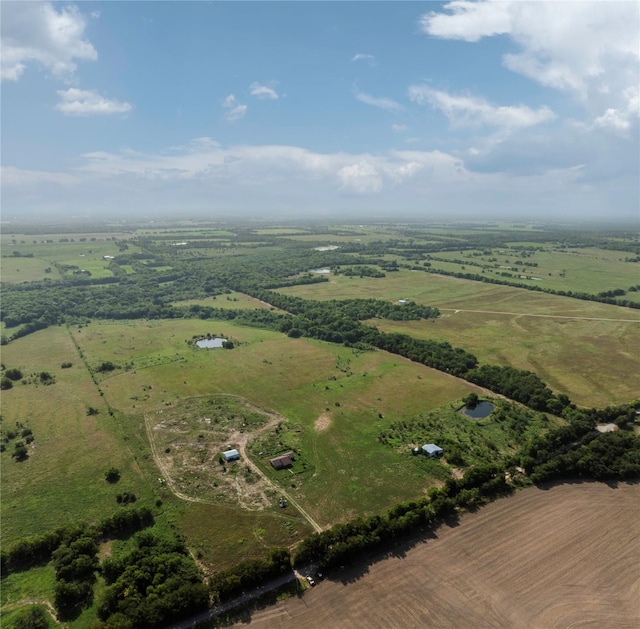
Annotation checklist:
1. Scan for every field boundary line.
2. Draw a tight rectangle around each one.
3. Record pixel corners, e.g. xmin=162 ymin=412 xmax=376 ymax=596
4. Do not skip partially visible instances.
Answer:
xmin=441 ymin=308 xmax=640 ymax=322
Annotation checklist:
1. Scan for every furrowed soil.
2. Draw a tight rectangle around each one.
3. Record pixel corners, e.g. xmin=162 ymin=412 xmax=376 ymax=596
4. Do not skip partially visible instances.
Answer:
xmin=234 ymin=482 xmax=639 ymax=629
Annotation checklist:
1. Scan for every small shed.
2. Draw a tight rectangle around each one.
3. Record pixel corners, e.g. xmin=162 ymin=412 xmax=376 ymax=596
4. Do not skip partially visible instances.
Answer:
xmin=270 ymin=452 xmax=294 ymax=470
xmin=422 ymin=443 xmax=444 ymax=458
xmin=222 ymin=448 xmax=240 ymax=462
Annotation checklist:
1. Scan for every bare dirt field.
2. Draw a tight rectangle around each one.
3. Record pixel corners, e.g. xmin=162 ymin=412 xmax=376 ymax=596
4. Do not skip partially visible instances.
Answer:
xmin=234 ymin=482 xmax=639 ymax=629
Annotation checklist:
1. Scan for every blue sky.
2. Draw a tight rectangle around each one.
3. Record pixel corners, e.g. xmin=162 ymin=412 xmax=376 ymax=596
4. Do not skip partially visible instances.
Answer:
xmin=2 ymin=1 xmax=639 ymax=222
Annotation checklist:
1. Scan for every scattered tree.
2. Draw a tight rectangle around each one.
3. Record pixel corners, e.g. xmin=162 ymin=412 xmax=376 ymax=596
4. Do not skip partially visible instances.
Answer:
xmin=105 ymin=467 xmax=120 ymax=483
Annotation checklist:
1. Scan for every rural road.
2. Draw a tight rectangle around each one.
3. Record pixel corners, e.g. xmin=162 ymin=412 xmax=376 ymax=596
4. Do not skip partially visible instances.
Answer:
xmin=168 ymin=570 xmax=300 ymax=629
xmin=441 ymin=308 xmax=640 ymax=322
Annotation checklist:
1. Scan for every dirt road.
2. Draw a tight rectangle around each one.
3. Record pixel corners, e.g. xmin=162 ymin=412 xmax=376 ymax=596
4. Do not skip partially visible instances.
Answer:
xmin=442 ymin=308 xmax=640 ymax=322
xmin=144 ymin=397 xmax=323 ymax=532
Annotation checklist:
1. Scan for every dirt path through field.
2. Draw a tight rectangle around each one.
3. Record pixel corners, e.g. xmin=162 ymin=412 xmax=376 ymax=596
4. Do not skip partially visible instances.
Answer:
xmin=144 ymin=397 xmax=323 ymax=532
xmin=442 ymin=308 xmax=640 ymax=322
xmin=1 ymin=599 xmax=62 ymax=626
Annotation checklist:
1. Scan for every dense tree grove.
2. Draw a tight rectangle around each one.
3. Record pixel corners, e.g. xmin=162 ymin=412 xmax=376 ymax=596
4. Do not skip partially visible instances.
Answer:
xmin=208 ymin=547 xmax=292 ymax=603
xmin=1 ymin=507 xmax=154 ymax=575
xmin=97 ymin=532 xmax=209 ymax=628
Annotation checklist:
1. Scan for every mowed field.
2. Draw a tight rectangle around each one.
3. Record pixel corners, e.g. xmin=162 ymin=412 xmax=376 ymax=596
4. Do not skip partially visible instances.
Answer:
xmin=235 ymin=482 xmax=640 ymax=629
xmin=280 ymin=272 xmax=640 ymax=407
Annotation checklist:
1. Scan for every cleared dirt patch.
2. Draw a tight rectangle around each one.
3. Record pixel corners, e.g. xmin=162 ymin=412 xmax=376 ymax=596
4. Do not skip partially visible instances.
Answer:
xmin=146 ymin=395 xmax=286 ymax=510
xmin=234 ymin=482 xmax=640 ymax=629
xmin=313 ymin=413 xmax=332 ymax=432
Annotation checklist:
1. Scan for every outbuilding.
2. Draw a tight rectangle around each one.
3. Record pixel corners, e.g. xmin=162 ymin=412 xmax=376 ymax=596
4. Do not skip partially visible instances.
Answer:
xmin=222 ymin=448 xmax=240 ymax=462
xmin=270 ymin=452 xmax=294 ymax=470
xmin=422 ymin=443 xmax=444 ymax=458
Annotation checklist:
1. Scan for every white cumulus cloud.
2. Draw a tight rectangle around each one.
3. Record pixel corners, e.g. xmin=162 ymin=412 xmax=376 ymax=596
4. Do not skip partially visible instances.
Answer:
xmin=55 ymin=89 xmax=133 ymax=116
xmin=337 ymin=161 xmax=383 ymax=194
xmin=420 ymin=1 xmax=640 ymax=121
xmin=249 ymin=82 xmax=278 ymax=100
xmin=1 ymin=1 xmax=97 ymax=82
xmin=222 ymin=94 xmax=247 ymax=121
xmin=409 ymin=86 xmax=556 ymax=131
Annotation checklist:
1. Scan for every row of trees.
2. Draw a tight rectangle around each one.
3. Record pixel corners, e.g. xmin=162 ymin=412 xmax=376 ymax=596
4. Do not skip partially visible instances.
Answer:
xmin=1 ymin=507 xmax=154 ymax=575
xmin=292 ymin=405 xmax=639 ymax=573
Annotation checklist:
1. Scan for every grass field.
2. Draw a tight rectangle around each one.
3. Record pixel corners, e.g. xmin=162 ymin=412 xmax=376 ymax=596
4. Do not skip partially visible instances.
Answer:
xmin=172 ymin=291 xmax=278 ymax=310
xmin=236 ymin=481 xmax=640 ymax=629
xmin=431 ymin=246 xmax=639 ymax=294
xmin=0 ymin=256 xmax=56 ymax=283
xmin=278 ymin=272 xmax=640 ymax=406
xmin=0 ymin=326 xmax=153 ymax=545
xmin=278 ymin=269 xmax=640 ymax=319
xmin=373 ymin=314 xmax=640 ymax=408
xmin=75 ymin=319 xmax=479 ymax=526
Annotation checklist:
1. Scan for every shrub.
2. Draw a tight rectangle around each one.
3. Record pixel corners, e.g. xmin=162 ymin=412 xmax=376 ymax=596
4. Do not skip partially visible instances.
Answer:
xmin=1 ymin=378 xmax=13 ymax=390
xmin=5 ymin=368 xmax=23 ymax=381
xmin=13 ymin=444 xmax=28 ymax=461
xmin=105 ymin=467 xmax=120 ymax=483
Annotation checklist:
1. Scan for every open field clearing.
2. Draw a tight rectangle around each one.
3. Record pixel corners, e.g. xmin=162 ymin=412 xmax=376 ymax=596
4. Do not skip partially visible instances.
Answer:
xmin=0 ymin=256 xmax=56 ymax=283
xmin=278 ymin=270 xmax=640 ymax=319
xmin=0 ymin=326 xmax=152 ymax=545
xmin=172 ymin=291 xmax=280 ymax=310
xmin=79 ymin=319 xmax=479 ymax=525
xmin=374 ymin=313 xmax=640 ymax=408
xmin=234 ymin=482 xmax=640 ymax=629
xmin=431 ymin=247 xmax=639 ymax=294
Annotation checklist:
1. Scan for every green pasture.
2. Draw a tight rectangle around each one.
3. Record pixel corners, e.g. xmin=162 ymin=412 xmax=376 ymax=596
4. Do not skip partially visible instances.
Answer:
xmin=430 ymin=246 xmax=639 ymax=294
xmin=1 ymin=256 xmax=56 ymax=283
xmin=278 ymin=269 xmax=640 ymax=319
xmin=254 ymin=228 xmax=311 ymax=235
xmin=0 ymin=326 xmax=154 ymax=546
xmin=172 ymin=291 xmax=279 ymax=310
xmin=0 ymin=566 xmax=59 ymax=628
xmin=373 ymin=313 xmax=640 ymax=408
xmin=175 ymin=502 xmax=313 ymax=570
xmin=78 ymin=319 xmax=478 ymax=526
xmin=0 ymin=241 xmax=124 ymax=261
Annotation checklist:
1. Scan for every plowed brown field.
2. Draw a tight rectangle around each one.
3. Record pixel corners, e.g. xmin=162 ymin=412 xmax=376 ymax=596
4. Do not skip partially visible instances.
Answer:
xmin=235 ymin=482 xmax=639 ymax=629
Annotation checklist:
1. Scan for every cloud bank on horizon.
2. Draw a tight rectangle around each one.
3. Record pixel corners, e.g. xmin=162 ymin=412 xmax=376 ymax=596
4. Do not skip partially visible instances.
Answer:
xmin=1 ymin=1 xmax=638 ymax=221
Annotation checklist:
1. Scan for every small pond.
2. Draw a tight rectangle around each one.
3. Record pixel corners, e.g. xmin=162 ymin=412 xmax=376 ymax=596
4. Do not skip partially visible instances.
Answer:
xmin=196 ymin=337 xmax=226 ymax=349
xmin=310 ymin=268 xmax=331 ymax=274
xmin=462 ymin=401 xmax=495 ymax=419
